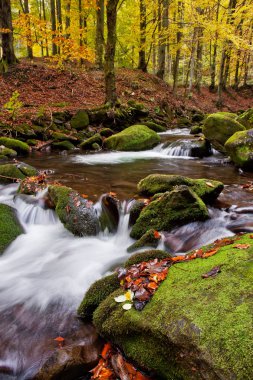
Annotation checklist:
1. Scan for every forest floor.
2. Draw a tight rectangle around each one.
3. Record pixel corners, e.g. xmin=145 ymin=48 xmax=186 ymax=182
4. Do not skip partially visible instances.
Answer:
xmin=0 ymin=58 xmax=252 ymax=126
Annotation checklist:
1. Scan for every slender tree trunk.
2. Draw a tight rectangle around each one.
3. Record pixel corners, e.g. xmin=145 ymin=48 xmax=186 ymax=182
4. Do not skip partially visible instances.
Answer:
xmin=50 ymin=0 xmax=57 ymax=55
xmin=42 ymin=0 xmax=49 ymax=56
xmin=195 ymin=9 xmax=204 ymax=92
xmin=243 ymin=23 xmax=253 ymax=86
xmin=23 ymin=0 xmax=33 ymax=59
xmin=173 ymin=1 xmax=183 ymax=94
xmin=56 ymin=0 xmax=62 ymax=54
xmin=65 ymin=0 xmax=71 ymax=38
xmin=210 ymin=0 xmax=220 ymax=90
xmin=185 ymin=27 xmax=197 ymax=94
xmin=157 ymin=0 xmax=169 ymax=79
xmin=138 ymin=0 xmax=147 ymax=71
xmin=95 ymin=0 xmax=104 ymax=69
xmin=104 ymin=0 xmax=119 ymax=105
xmin=0 ymin=0 xmax=17 ymax=70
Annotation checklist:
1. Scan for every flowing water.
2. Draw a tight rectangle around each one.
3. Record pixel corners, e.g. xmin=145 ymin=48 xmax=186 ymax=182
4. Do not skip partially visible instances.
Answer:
xmin=0 ymin=129 xmax=253 ymax=379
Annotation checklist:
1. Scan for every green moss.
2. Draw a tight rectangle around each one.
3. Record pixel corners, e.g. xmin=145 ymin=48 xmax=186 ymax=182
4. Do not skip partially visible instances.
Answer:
xmin=237 ymin=108 xmax=253 ymax=129
xmin=104 ymin=125 xmax=160 ymax=151
xmin=70 ymin=110 xmax=89 ymax=130
xmin=51 ymin=132 xmax=77 ymax=143
xmin=80 ymin=133 xmax=102 ymax=150
xmin=225 ymin=129 xmax=253 ymax=169
xmin=26 ymin=139 xmax=37 ymax=146
xmin=130 ymin=186 xmax=209 ymax=239
xmin=0 ymin=204 xmax=23 ymax=254
xmin=0 ymin=147 xmax=17 ymax=158
xmin=202 ymin=113 xmax=245 ymax=152
xmin=125 ymin=250 xmax=170 ymax=268
xmin=52 ymin=140 xmax=75 ymax=150
xmin=0 ymin=164 xmax=26 ymax=183
xmin=77 ymin=273 xmax=120 ymax=320
xmin=137 ymin=174 xmax=224 ymax=203
xmin=0 ymin=137 xmax=29 ymax=155
xmin=100 ymin=128 xmax=114 ymax=137
xmin=18 ymin=163 xmax=37 ymax=177
xmin=48 ymin=185 xmax=72 ymax=221
xmin=190 ymin=125 xmax=202 ymax=135
xmin=0 ymin=155 xmax=8 ymax=162
xmin=93 ymin=234 xmax=253 ymax=379
xmin=141 ymin=121 xmax=166 ymax=133
xmin=127 ymin=229 xmax=160 ymax=252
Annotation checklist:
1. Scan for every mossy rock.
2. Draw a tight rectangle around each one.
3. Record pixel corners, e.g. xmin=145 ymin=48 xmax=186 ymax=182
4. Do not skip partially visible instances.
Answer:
xmin=191 ymin=113 xmax=204 ymax=123
xmin=0 ymin=155 xmax=8 ymax=162
xmin=77 ymin=273 xmax=120 ymax=321
xmin=129 ymin=200 xmax=146 ymax=226
xmin=0 ymin=164 xmax=26 ymax=183
xmin=124 ymin=249 xmax=170 ymax=268
xmin=80 ymin=134 xmax=102 ymax=150
xmin=100 ymin=128 xmax=114 ymax=137
xmin=190 ymin=125 xmax=203 ymax=135
xmin=127 ymin=229 xmax=160 ymax=253
xmin=48 ymin=185 xmax=99 ymax=236
xmin=70 ymin=110 xmax=90 ymax=130
xmin=202 ymin=113 xmax=245 ymax=152
xmin=52 ymin=141 xmax=75 ymax=151
xmin=0 ymin=146 xmax=17 ymax=158
xmin=51 ymin=132 xmax=78 ymax=143
xmin=237 ymin=108 xmax=253 ymax=130
xmin=0 ymin=137 xmax=29 ymax=155
xmin=130 ymin=186 xmax=209 ymax=239
xmin=0 ymin=204 xmax=23 ymax=254
xmin=104 ymin=125 xmax=160 ymax=151
xmin=141 ymin=121 xmax=166 ymax=133
xmin=137 ymin=174 xmax=224 ymax=204
xmin=225 ymin=129 xmax=253 ymax=169
xmin=213 ymin=111 xmax=238 ymax=119
xmin=93 ymin=234 xmax=253 ymax=379
xmin=27 ymin=139 xmax=37 ymax=146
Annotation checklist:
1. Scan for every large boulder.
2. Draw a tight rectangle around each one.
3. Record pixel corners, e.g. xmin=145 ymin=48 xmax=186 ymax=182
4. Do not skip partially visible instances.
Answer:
xmin=225 ymin=129 xmax=253 ymax=169
xmin=104 ymin=125 xmax=161 ymax=151
xmin=0 ymin=163 xmax=37 ymax=184
xmin=137 ymin=174 xmax=224 ymax=204
xmin=48 ymin=185 xmax=99 ymax=236
xmin=0 ymin=204 xmax=23 ymax=254
xmin=0 ymin=137 xmax=30 ymax=155
xmin=202 ymin=113 xmax=245 ymax=152
xmin=92 ymin=234 xmax=253 ymax=380
xmin=237 ymin=108 xmax=253 ymax=129
xmin=130 ymin=186 xmax=209 ymax=239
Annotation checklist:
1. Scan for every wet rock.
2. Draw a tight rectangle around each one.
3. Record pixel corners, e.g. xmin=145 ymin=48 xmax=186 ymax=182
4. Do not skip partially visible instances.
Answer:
xmin=0 ymin=204 xmax=23 ymax=254
xmin=225 ymin=129 xmax=253 ymax=169
xmin=129 ymin=200 xmax=146 ymax=226
xmin=130 ymin=186 xmax=209 ymax=239
xmin=124 ymin=249 xmax=169 ymax=268
xmin=0 ymin=137 xmax=30 ymax=155
xmin=48 ymin=185 xmax=99 ymax=236
xmin=100 ymin=194 xmax=119 ymax=233
xmin=137 ymin=174 xmax=224 ymax=204
xmin=202 ymin=113 xmax=245 ymax=152
xmin=141 ymin=121 xmax=166 ymax=132
xmin=52 ymin=141 xmax=75 ymax=151
xmin=237 ymin=108 xmax=253 ymax=129
xmin=163 ymin=138 xmax=212 ymax=158
xmin=0 ymin=146 xmax=17 ymax=158
xmin=70 ymin=110 xmax=90 ymax=130
xmin=104 ymin=125 xmax=160 ymax=151
xmin=190 ymin=125 xmax=202 ymax=135
xmin=0 ymin=163 xmax=37 ymax=184
xmin=80 ymin=133 xmax=102 ymax=150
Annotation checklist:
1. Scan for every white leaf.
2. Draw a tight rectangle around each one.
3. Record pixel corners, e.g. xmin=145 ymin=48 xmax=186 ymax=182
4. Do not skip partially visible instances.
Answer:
xmin=114 ymin=295 xmax=126 ymax=303
xmin=123 ymin=303 xmax=133 ymax=310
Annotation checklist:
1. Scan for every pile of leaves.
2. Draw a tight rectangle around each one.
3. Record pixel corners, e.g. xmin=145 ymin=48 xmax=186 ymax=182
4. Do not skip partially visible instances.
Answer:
xmin=90 ymin=343 xmax=152 ymax=380
xmin=19 ymin=173 xmax=48 ymax=195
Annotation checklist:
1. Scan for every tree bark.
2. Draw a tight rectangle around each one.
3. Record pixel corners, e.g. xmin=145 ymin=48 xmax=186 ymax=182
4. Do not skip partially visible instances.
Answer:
xmin=156 ymin=0 xmax=169 ymax=79
xmin=23 ymin=0 xmax=33 ymax=59
xmin=0 ymin=0 xmax=17 ymax=68
xmin=50 ymin=0 xmax=57 ymax=55
xmin=95 ymin=0 xmax=104 ymax=69
xmin=173 ymin=1 xmax=183 ymax=94
xmin=65 ymin=0 xmax=71 ymax=38
xmin=42 ymin=0 xmax=49 ymax=56
xmin=138 ymin=0 xmax=147 ymax=72
xmin=104 ymin=0 xmax=119 ymax=105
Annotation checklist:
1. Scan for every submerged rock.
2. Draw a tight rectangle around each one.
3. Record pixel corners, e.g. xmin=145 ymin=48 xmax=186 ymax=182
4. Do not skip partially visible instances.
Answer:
xmin=48 ymin=185 xmax=99 ymax=236
xmin=225 ymin=128 xmax=253 ymax=169
xmin=92 ymin=234 xmax=253 ymax=380
xmin=0 ymin=204 xmax=23 ymax=254
xmin=104 ymin=125 xmax=161 ymax=151
xmin=99 ymin=194 xmax=119 ymax=233
xmin=203 ymin=113 xmax=245 ymax=152
xmin=137 ymin=174 xmax=224 ymax=204
xmin=130 ymin=186 xmax=209 ymax=239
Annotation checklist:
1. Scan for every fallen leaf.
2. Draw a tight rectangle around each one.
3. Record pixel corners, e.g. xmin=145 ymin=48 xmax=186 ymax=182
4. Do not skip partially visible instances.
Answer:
xmin=233 ymin=244 xmax=250 ymax=249
xmin=206 ymin=181 xmax=214 ymax=188
xmin=203 ymin=248 xmax=219 ymax=258
xmin=202 ymin=266 xmax=221 ymax=279
xmin=154 ymin=230 xmax=161 ymax=239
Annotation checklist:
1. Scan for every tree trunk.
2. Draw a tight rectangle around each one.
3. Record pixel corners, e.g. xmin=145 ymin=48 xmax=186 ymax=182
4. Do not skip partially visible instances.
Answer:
xmin=56 ymin=0 xmax=62 ymax=54
xmin=210 ymin=0 xmax=220 ymax=90
xmin=173 ymin=1 xmax=183 ymax=94
xmin=156 ymin=0 xmax=169 ymax=79
xmin=95 ymin=0 xmax=104 ymax=69
xmin=23 ymin=0 xmax=33 ymax=59
xmin=195 ymin=9 xmax=204 ymax=92
xmin=104 ymin=0 xmax=119 ymax=105
xmin=138 ymin=0 xmax=147 ymax=72
xmin=0 ymin=0 xmax=17 ymax=69
xmin=65 ymin=0 xmax=71 ymax=39
xmin=50 ymin=0 xmax=57 ymax=55
xmin=42 ymin=0 xmax=49 ymax=56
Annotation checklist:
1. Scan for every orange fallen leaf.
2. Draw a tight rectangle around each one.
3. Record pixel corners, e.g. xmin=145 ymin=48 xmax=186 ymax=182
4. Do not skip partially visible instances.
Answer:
xmin=81 ymin=194 xmax=88 ymax=198
xmin=203 ymin=248 xmax=218 ymax=258
xmin=101 ymin=343 xmax=112 ymax=359
xmin=153 ymin=230 xmax=161 ymax=239
xmin=109 ymin=191 xmax=117 ymax=197
xmin=147 ymin=281 xmax=158 ymax=291
xmin=233 ymin=244 xmax=250 ymax=249
xmin=171 ymin=255 xmax=185 ymax=262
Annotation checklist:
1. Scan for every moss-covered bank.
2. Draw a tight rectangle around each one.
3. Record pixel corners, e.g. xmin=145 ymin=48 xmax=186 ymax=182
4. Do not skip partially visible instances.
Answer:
xmin=0 ymin=204 xmax=23 ymax=254
xmin=91 ymin=234 xmax=253 ymax=380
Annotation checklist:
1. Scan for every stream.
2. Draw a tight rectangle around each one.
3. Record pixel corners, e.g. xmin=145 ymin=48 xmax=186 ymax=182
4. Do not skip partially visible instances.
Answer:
xmin=0 ymin=129 xmax=253 ymax=379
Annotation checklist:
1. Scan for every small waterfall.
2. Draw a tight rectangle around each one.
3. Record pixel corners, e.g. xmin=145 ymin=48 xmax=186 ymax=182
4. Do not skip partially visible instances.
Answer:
xmin=159 ymin=139 xmax=192 ymax=157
